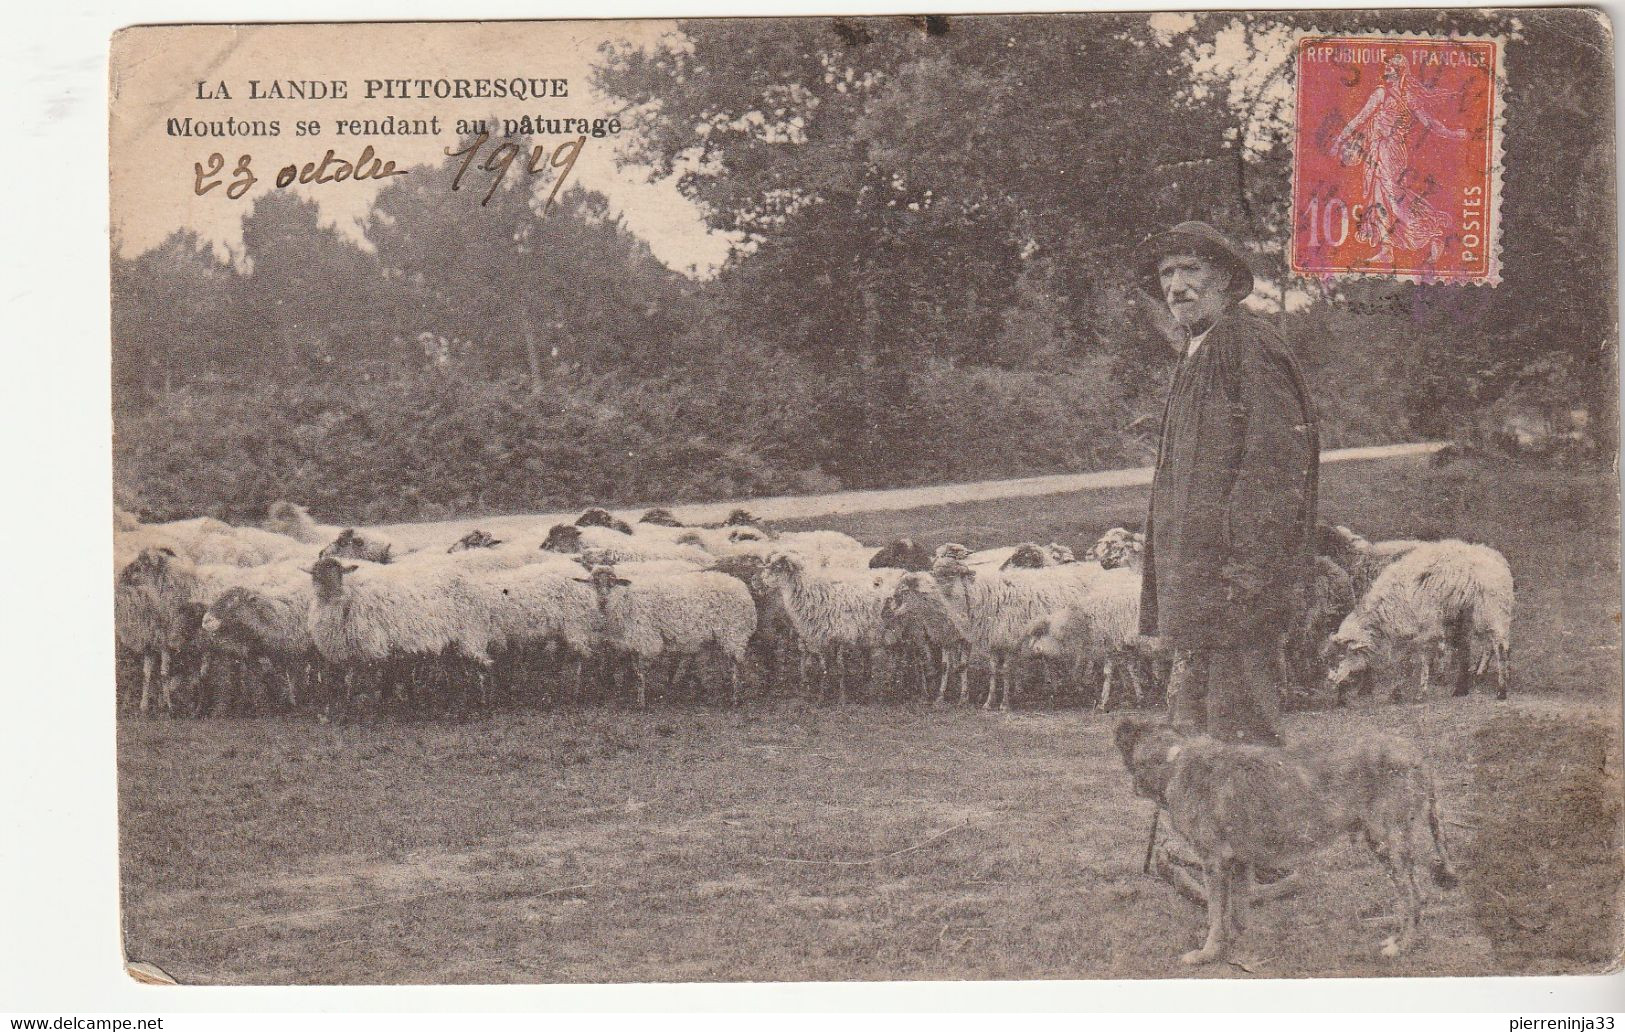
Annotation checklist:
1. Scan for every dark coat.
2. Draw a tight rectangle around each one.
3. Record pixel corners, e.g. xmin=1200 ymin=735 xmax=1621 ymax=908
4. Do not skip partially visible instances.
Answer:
xmin=1139 ymin=308 xmax=1320 ymax=649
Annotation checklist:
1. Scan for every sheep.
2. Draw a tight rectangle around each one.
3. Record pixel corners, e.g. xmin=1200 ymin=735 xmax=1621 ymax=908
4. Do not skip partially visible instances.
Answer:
xmin=705 ymin=553 xmax=801 ymax=695
xmin=638 ymin=507 xmax=685 ymax=527
xmin=880 ymin=571 xmax=972 ymax=703
xmin=448 ymin=529 xmax=502 ymax=552
xmin=718 ymin=508 xmax=765 ymax=529
xmin=117 ymin=519 xmax=313 ymax=570
xmin=479 ymin=562 xmax=602 ymax=702
xmin=319 ymin=527 xmax=397 ymax=565
xmin=574 ymin=563 xmax=758 ymax=706
xmin=664 ymin=524 xmax=770 ymax=555
xmin=1090 ymin=527 xmax=1145 ymax=571
xmin=421 ymin=531 xmax=582 ymax=574
xmin=869 ymin=537 xmax=934 ymax=572
xmin=1000 ymin=543 xmax=1054 ymax=570
xmin=198 ymin=573 xmax=317 ymax=714
xmin=758 ymin=551 xmax=904 ymax=703
xmin=115 ymin=547 xmax=206 ymax=715
xmin=576 ymin=507 xmax=634 ymax=535
xmin=1325 ymin=524 xmax=1425 ymax=596
xmin=1022 ymin=567 xmax=1146 ymax=710
xmin=926 ymin=556 xmax=1103 ymax=711
xmin=710 ymin=527 xmax=876 ymax=569
xmin=264 ymin=501 xmax=342 ymax=545
xmin=305 ymin=555 xmax=502 ymax=713
xmin=540 ymin=523 xmax=712 ymax=565
xmin=1325 ymin=539 xmax=1515 ymax=703
xmin=1279 ymin=555 xmax=1358 ymax=694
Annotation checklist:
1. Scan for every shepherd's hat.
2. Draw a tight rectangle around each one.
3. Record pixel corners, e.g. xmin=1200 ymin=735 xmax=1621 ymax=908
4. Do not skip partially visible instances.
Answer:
xmin=1140 ymin=221 xmax=1256 ymax=300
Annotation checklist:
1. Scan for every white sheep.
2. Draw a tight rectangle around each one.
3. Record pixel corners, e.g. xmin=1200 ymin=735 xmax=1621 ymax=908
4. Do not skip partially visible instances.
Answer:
xmin=478 ymin=561 xmax=602 ymax=700
xmin=758 ymin=551 xmax=903 ymax=703
xmin=1022 ymin=567 xmax=1146 ymax=710
xmin=575 ymin=563 xmax=758 ymax=706
xmin=306 ymin=555 xmax=503 ymax=711
xmin=115 ymin=546 xmax=206 ymax=714
xmin=927 ymin=556 xmax=1103 ymax=711
xmin=264 ymin=500 xmax=342 ymax=545
xmin=198 ymin=570 xmax=318 ymax=712
xmin=318 ymin=527 xmax=400 ymax=565
xmin=1326 ymin=525 xmax=1426 ymax=596
xmin=1326 ymin=539 xmax=1514 ymax=703
xmin=540 ymin=523 xmax=712 ymax=565
xmin=881 ymin=571 xmax=972 ymax=704
xmin=1088 ymin=527 xmax=1145 ymax=571
xmin=116 ymin=519 xmax=313 ymax=571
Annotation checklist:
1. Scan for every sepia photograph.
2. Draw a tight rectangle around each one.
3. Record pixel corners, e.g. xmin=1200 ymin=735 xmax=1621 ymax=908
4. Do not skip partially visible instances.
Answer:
xmin=102 ymin=9 xmax=1620 ymax=987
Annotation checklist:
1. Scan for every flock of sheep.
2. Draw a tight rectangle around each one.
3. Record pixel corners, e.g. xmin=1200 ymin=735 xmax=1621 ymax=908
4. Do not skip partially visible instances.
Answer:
xmin=112 ymin=499 xmax=1515 ymax=719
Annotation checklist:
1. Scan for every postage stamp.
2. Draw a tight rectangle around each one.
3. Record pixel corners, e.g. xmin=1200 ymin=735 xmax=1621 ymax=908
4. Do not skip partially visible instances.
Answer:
xmin=1291 ymin=35 xmax=1504 ymax=285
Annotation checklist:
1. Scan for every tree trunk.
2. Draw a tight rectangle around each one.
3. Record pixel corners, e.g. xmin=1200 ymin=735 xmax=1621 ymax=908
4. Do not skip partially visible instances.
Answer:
xmin=521 ymin=323 xmax=544 ymax=394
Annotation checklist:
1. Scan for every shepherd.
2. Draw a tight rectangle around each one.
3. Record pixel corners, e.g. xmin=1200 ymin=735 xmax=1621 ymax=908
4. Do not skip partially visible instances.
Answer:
xmin=1137 ymin=222 xmax=1320 ymax=747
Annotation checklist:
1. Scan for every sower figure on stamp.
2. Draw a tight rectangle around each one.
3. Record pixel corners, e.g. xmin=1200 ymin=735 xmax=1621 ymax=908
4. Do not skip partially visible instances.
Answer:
xmin=1136 ymin=222 xmax=1320 ymax=748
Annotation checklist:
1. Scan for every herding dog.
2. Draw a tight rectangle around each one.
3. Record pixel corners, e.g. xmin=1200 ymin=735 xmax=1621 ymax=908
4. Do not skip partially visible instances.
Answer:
xmin=1114 ymin=718 xmax=1459 ymax=965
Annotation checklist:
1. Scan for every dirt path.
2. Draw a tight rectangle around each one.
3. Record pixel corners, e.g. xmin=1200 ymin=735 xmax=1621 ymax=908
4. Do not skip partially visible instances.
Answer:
xmin=375 ymin=440 xmax=1446 ymax=550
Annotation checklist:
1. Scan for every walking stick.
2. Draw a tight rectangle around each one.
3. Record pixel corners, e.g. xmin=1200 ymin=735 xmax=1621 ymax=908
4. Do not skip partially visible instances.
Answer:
xmin=1142 ymin=808 xmax=1160 ymax=874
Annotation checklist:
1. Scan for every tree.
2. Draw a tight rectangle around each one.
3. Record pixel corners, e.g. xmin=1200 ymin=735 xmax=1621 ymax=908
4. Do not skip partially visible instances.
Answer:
xmin=110 ymin=229 xmax=240 ymax=409
xmin=237 ymin=192 xmax=386 ymax=373
xmin=365 ymin=135 xmax=687 ymax=389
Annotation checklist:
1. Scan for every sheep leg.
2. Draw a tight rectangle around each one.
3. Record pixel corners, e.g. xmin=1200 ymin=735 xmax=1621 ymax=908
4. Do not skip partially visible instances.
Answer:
xmin=1099 ymin=658 xmax=1116 ymax=712
xmin=1450 ymin=611 xmax=1475 ymax=697
xmin=958 ymin=652 xmax=971 ymax=706
xmin=1001 ymin=654 xmax=1017 ymax=712
xmin=984 ymin=654 xmax=1003 ymax=711
xmin=139 ymin=653 xmax=155 ymax=715
xmin=833 ymin=644 xmax=848 ymax=705
xmin=666 ymin=654 xmax=692 ymax=701
xmin=633 ymin=657 xmax=649 ymax=708
xmin=158 ymin=649 xmax=175 ymax=716
xmin=1494 ymin=643 xmax=1509 ymax=700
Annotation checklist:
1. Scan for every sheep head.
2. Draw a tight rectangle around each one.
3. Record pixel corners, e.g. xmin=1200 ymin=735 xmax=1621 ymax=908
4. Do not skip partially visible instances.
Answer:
xmin=309 ymin=555 xmax=359 ymax=600
xmin=640 ymin=508 xmax=683 ymax=527
xmin=118 ymin=546 xmax=180 ymax=586
xmin=759 ymin=551 xmax=805 ymax=589
xmin=881 ymin=572 xmax=966 ymax=648
xmin=574 ymin=563 xmax=631 ymax=610
xmin=541 ymin=524 xmax=583 ymax=553
xmin=448 ymin=529 xmax=501 ymax=553
xmin=1001 ymin=542 xmax=1052 ymax=570
xmin=1323 ymin=616 xmax=1375 ymax=687
xmin=871 ymin=538 xmax=932 ymax=572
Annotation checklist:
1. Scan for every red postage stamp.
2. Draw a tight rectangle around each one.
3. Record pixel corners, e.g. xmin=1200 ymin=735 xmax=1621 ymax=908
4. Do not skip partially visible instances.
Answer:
xmin=1292 ymin=35 xmax=1503 ymax=285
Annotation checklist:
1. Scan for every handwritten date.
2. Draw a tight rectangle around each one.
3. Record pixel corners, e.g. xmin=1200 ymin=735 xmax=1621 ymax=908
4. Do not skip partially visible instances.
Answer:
xmin=445 ymin=133 xmax=585 ymax=210
xmin=194 ymin=145 xmax=408 ymax=199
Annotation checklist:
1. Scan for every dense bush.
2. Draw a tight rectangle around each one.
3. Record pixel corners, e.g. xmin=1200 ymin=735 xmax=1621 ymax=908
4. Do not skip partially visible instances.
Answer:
xmin=113 ymin=335 xmax=1410 ymax=525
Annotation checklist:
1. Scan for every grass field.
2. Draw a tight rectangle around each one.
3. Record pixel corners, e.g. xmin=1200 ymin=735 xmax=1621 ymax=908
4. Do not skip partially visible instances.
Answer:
xmin=117 ymin=453 xmax=1624 ymax=983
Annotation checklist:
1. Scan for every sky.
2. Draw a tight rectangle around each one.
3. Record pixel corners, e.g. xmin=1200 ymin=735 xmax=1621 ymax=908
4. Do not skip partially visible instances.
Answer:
xmin=109 ymin=22 xmax=737 ymax=276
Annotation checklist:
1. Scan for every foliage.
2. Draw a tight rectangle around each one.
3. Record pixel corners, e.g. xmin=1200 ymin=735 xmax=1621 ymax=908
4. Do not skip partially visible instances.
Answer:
xmin=111 ymin=12 xmax=1613 ymax=520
